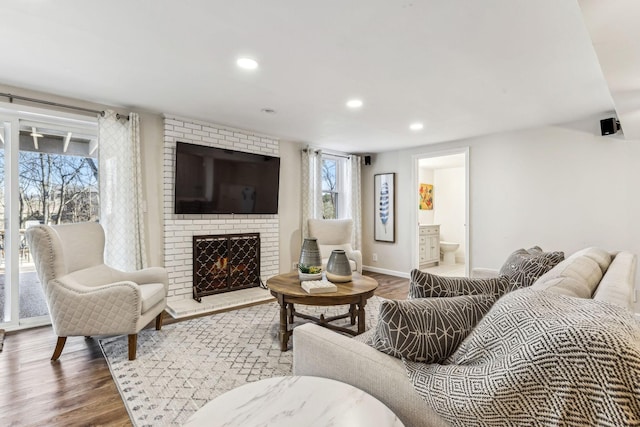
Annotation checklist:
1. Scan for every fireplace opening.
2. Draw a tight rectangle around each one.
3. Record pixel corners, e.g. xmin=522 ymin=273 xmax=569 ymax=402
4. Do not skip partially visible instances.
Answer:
xmin=193 ymin=233 xmax=261 ymax=302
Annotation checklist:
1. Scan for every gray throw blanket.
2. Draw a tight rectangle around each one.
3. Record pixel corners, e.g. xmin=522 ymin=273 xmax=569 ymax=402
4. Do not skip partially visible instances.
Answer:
xmin=405 ymin=288 xmax=640 ymax=426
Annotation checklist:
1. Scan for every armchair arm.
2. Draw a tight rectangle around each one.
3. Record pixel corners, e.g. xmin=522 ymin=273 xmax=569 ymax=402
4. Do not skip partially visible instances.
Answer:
xmin=46 ymin=276 xmax=143 ymax=337
xmin=113 ymin=267 xmax=169 ymax=287
xmin=346 ymin=249 xmax=363 ymax=274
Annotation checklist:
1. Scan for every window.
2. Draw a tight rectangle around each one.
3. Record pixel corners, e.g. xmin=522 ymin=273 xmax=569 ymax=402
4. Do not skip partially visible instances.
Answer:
xmin=321 ymin=155 xmax=346 ymax=219
xmin=17 ymin=124 xmax=99 ymax=225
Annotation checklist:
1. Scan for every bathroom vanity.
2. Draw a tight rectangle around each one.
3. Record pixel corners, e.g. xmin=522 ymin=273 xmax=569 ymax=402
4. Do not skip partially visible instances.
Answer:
xmin=419 ymin=224 xmax=440 ymax=268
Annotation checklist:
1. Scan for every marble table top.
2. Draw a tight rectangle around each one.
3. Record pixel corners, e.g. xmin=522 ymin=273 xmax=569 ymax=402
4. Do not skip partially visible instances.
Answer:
xmin=184 ymin=375 xmax=405 ymax=427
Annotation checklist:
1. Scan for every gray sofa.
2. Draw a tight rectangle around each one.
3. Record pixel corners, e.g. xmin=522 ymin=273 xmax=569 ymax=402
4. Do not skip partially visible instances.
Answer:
xmin=292 ymin=248 xmax=637 ymax=427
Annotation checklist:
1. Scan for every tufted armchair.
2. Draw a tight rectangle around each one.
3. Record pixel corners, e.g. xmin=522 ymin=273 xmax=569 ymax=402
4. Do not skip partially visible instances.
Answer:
xmin=307 ymin=219 xmax=362 ymax=273
xmin=26 ymin=222 xmax=168 ymax=361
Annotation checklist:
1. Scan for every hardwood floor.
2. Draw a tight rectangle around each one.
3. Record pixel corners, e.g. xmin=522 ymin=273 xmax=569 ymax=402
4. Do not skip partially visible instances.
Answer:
xmin=0 ymin=271 xmax=408 ymax=426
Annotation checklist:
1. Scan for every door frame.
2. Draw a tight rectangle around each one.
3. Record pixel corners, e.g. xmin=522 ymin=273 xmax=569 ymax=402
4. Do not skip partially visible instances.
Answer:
xmin=410 ymin=146 xmax=470 ymax=276
xmin=0 ymin=102 xmax=97 ymax=331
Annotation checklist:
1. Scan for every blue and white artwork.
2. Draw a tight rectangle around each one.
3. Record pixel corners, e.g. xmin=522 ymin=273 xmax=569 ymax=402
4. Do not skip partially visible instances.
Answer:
xmin=374 ymin=173 xmax=395 ymax=242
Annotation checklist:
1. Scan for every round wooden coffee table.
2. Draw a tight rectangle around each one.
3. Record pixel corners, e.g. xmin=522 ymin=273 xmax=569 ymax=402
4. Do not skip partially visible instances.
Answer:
xmin=267 ymin=271 xmax=378 ymax=351
xmin=184 ymin=376 xmax=404 ymax=427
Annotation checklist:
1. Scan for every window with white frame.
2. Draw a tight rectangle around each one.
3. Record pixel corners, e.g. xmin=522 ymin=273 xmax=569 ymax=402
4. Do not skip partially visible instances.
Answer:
xmin=321 ymin=154 xmax=347 ymax=219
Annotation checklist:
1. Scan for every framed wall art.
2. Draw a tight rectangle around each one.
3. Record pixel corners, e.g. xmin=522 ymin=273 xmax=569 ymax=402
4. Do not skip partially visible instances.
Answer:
xmin=419 ymin=183 xmax=433 ymax=210
xmin=374 ymin=173 xmax=395 ymax=242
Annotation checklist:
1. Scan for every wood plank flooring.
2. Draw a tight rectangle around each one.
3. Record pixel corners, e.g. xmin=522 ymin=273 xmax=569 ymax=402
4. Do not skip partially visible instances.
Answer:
xmin=0 ymin=271 xmax=408 ymax=427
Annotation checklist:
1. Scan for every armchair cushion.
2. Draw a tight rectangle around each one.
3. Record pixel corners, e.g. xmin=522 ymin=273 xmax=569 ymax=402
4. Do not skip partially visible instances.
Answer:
xmin=140 ymin=282 xmax=167 ymax=313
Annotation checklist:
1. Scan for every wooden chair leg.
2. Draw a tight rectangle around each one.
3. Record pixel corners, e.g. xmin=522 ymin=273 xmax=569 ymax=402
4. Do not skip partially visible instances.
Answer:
xmin=155 ymin=312 xmax=163 ymax=331
xmin=51 ymin=336 xmax=67 ymax=361
xmin=128 ymin=334 xmax=137 ymax=361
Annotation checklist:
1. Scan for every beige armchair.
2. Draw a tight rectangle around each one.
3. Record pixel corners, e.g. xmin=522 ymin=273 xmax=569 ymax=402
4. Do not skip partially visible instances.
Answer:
xmin=26 ymin=222 xmax=168 ymax=361
xmin=307 ymin=219 xmax=362 ymax=273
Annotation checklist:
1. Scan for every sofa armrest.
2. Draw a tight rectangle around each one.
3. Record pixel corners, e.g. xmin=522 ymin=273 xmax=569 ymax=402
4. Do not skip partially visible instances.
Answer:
xmin=293 ymin=324 xmax=448 ymax=427
xmin=470 ymin=268 xmax=500 ymax=279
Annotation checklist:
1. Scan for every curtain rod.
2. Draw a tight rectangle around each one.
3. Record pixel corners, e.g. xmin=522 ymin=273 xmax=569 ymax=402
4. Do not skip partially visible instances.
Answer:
xmin=1 ymin=92 xmax=105 ymax=116
xmin=303 ymin=148 xmax=351 ymax=159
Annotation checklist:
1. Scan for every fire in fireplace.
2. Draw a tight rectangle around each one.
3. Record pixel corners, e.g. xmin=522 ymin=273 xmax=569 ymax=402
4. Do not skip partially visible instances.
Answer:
xmin=193 ymin=233 xmax=261 ymax=302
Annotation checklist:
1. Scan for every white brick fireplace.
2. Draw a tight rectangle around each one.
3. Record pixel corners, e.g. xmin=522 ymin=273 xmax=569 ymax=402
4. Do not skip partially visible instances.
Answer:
xmin=163 ymin=115 xmax=279 ymax=317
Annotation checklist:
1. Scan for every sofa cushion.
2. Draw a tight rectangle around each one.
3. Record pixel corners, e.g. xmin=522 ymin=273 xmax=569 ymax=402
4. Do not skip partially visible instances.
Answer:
xmin=139 ymin=282 xmax=166 ymax=313
xmin=531 ymin=276 xmax=593 ymax=298
xmin=569 ymin=247 xmax=612 ymax=273
xmin=533 ymin=256 xmax=602 ymax=297
xmin=368 ymin=295 xmax=497 ymax=363
xmin=408 ymin=269 xmax=510 ymax=300
xmin=403 ymin=288 xmax=640 ymax=426
xmin=499 ymin=250 xmax=565 ymax=290
xmin=592 ymin=252 xmax=637 ymax=309
xmin=498 ymin=247 xmax=544 ymax=276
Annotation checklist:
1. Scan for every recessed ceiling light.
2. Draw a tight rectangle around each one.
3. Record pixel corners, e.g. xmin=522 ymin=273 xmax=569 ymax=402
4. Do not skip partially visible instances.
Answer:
xmin=237 ymin=57 xmax=258 ymax=70
xmin=346 ymin=99 xmax=363 ymax=109
xmin=409 ymin=122 xmax=424 ymax=131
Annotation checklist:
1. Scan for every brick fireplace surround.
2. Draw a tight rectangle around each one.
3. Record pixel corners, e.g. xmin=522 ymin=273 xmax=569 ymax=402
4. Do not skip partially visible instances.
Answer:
xmin=163 ymin=116 xmax=279 ymax=318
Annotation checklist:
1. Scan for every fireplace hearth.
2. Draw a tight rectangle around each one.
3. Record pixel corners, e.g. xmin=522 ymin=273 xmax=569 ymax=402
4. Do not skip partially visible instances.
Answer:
xmin=193 ymin=233 xmax=261 ymax=302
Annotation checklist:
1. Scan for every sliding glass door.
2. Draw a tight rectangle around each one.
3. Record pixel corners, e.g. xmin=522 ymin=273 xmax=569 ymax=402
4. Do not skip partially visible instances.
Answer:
xmin=0 ymin=105 xmax=98 ymax=330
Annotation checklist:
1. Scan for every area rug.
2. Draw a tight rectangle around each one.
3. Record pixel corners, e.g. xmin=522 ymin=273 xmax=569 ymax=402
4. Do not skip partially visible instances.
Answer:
xmin=99 ymin=297 xmax=383 ymax=427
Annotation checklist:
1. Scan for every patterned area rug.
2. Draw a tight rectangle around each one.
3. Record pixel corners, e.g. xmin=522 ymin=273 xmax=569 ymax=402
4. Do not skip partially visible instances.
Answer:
xmin=99 ymin=297 xmax=383 ymax=427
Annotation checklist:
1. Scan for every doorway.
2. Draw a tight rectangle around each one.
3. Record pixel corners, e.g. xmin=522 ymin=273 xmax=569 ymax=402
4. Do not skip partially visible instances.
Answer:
xmin=412 ymin=147 xmax=469 ymax=277
xmin=0 ymin=104 xmax=98 ymax=331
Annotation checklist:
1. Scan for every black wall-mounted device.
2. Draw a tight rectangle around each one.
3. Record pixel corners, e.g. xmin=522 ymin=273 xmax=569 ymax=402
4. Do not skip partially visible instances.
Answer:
xmin=600 ymin=118 xmax=621 ymax=136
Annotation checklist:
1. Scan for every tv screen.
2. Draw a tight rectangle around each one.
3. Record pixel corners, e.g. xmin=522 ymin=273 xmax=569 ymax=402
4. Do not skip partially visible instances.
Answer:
xmin=174 ymin=142 xmax=280 ymax=214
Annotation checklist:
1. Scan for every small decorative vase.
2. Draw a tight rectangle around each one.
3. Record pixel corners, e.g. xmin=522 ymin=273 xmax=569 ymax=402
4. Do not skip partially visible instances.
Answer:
xmin=325 ymin=249 xmax=353 ymax=283
xmin=298 ymin=238 xmax=323 ymax=280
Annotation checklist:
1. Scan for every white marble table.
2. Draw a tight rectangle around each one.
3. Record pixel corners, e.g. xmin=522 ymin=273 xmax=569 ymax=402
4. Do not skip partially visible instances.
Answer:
xmin=184 ymin=375 xmax=405 ymax=427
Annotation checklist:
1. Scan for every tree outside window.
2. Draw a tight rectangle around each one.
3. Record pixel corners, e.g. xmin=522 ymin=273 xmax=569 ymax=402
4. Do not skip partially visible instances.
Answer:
xmin=0 ymin=124 xmax=99 ymax=231
xmin=321 ymin=157 xmax=337 ymax=219
xmin=321 ymin=155 xmax=349 ymax=219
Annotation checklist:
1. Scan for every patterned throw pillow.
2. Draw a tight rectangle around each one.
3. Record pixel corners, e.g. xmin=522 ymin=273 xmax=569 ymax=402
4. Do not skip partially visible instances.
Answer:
xmin=368 ymin=295 xmax=497 ymax=363
xmin=499 ymin=250 xmax=565 ymax=290
xmin=408 ymin=269 xmax=510 ymax=300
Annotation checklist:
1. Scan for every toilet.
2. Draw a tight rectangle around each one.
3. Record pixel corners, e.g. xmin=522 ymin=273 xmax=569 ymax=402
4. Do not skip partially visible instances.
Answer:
xmin=440 ymin=241 xmax=459 ymax=265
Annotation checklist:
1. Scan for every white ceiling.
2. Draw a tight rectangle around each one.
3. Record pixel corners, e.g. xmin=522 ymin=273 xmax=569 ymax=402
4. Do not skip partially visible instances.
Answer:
xmin=0 ymin=1 xmax=636 ymax=153
xmin=419 ymin=154 xmax=465 ymax=170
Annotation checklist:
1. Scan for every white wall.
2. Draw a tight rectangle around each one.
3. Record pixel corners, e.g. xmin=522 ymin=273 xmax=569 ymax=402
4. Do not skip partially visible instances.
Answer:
xmin=433 ymin=167 xmax=465 ymax=262
xmin=363 ymin=116 xmax=640 ymax=284
xmin=278 ymin=140 xmax=303 ymax=272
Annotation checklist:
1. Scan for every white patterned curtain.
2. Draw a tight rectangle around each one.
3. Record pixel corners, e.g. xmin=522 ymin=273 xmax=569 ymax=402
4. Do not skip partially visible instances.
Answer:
xmin=301 ymin=147 xmax=323 ymax=239
xmin=98 ymin=110 xmax=147 ymax=271
xmin=347 ymin=155 xmax=362 ymax=250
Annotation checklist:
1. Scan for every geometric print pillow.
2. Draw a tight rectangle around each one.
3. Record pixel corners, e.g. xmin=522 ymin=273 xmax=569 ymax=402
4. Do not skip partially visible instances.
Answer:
xmin=408 ymin=269 xmax=511 ymax=300
xmin=367 ymin=295 xmax=498 ymax=363
xmin=499 ymin=250 xmax=565 ymax=290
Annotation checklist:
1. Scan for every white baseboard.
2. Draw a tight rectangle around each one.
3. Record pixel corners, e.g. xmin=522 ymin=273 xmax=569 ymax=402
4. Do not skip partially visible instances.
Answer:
xmin=362 ymin=265 xmax=410 ymax=279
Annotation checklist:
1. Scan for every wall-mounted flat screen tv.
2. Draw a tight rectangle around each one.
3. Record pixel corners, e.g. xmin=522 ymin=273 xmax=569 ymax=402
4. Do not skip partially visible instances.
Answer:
xmin=174 ymin=142 xmax=280 ymax=214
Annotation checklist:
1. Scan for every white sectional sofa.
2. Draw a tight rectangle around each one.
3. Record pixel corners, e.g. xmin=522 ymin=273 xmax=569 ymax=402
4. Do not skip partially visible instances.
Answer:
xmin=292 ymin=248 xmax=638 ymax=427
